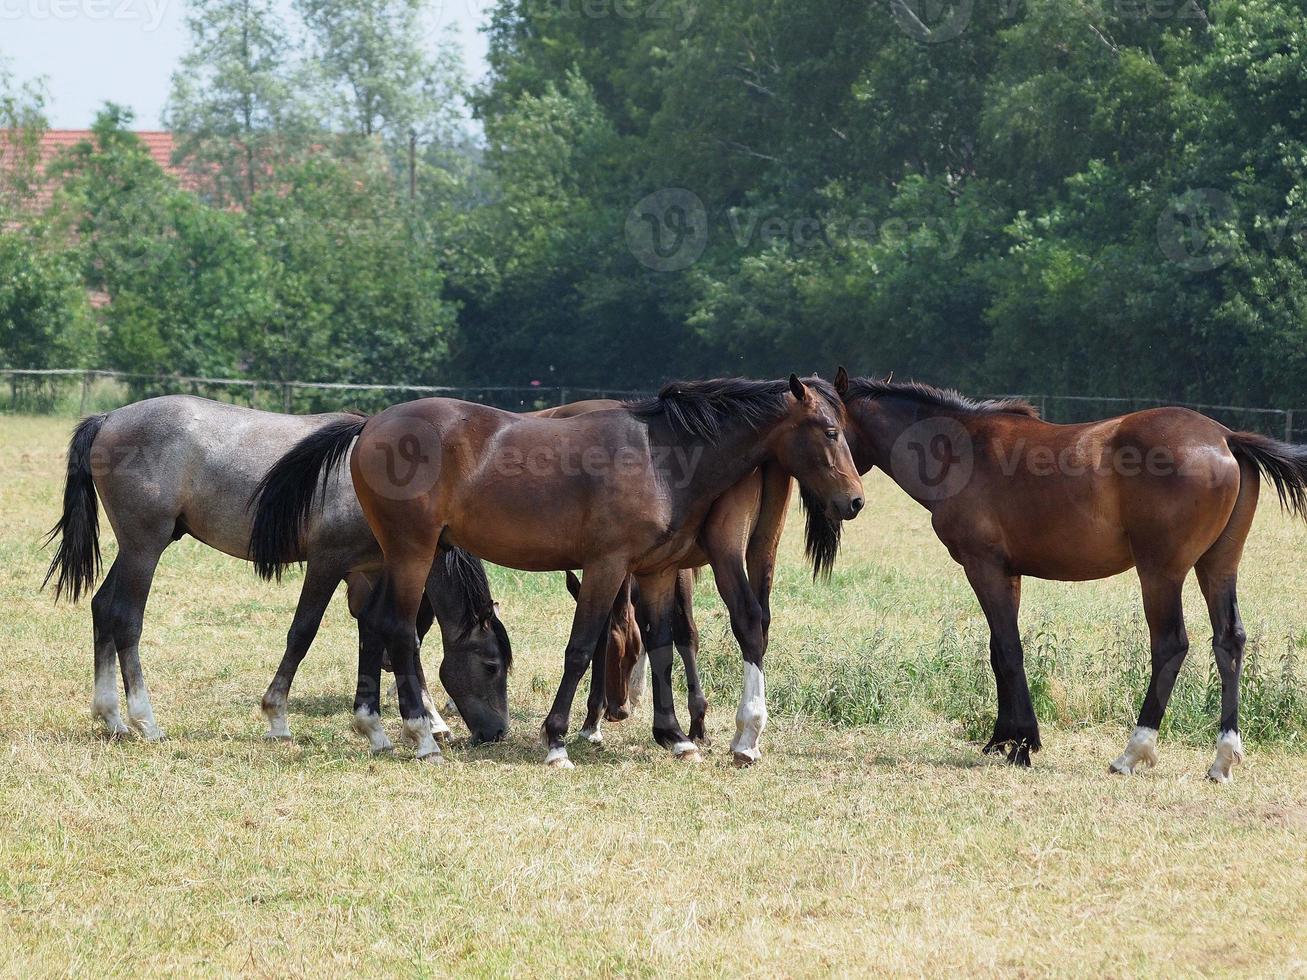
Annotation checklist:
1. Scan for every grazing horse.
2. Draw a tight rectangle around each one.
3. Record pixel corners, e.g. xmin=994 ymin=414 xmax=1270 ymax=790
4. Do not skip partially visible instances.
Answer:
xmin=251 ymin=376 xmax=865 ymax=767
xmin=832 ymin=368 xmax=1307 ymax=780
xmin=43 ymin=396 xmax=512 ymax=749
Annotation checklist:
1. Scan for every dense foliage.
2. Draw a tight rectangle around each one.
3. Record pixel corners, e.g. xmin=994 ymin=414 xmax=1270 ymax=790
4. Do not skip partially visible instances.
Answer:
xmin=3 ymin=0 xmax=1307 ymax=404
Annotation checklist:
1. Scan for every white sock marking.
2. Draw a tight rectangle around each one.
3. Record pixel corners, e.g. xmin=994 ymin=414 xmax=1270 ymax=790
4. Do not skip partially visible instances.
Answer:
xmin=580 ymin=720 xmax=603 ymax=745
xmin=402 ymin=715 xmax=442 ymax=760
xmin=125 ymin=679 xmax=164 ymax=741
xmin=1207 ymin=730 xmax=1244 ymax=783
xmin=351 ymin=707 xmax=394 ymax=753
xmin=1109 ymin=726 xmax=1159 ymax=775
xmin=93 ymin=657 xmax=129 ymax=736
xmin=544 ymin=745 xmax=573 ymax=768
xmin=730 ymin=662 xmax=767 ymax=763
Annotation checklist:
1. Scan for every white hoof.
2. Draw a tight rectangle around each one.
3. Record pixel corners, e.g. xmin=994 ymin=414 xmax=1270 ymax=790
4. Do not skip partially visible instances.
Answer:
xmin=351 ymin=709 xmax=394 ymax=753
xmin=580 ymin=727 xmax=603 ymax=746
xmin=1109 ymin=726 xmax=1158 ymax=775
xmin=673 ymin=741 xmax=703 ymax=763
xmin=545 ymin=746 xmax=573 ymax=769
xmin=95 ymin=709 xmax=130 ymax=738
xmin=131 ymin=719 xmax=165 ymax=742
xmin=1207 ymin=731 xmax=1244 ymax=783
xmin=264 ymin=717 xmax=293 ymax=741
xmin=417 ymin=749 xmax=445 ymax=765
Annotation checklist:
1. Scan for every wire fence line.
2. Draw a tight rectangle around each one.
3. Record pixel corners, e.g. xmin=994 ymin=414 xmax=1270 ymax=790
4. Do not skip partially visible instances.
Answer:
xmin=1 ymin=367 xmax=1302 ymax=441
xmin=0 ymin=368 xmax=645 ymax=416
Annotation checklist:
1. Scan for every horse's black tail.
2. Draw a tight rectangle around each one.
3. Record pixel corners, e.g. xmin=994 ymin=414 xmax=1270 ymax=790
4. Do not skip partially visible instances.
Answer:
xmin=799 ymin=485 xmax=842 ymax=581
xmin=1227 ymin=430 xmax=1307 ymax=521
xmin=43 ymin=413 xmax=108 ymax=603
xmin=248 ymin=416 xmax=368 ymax=581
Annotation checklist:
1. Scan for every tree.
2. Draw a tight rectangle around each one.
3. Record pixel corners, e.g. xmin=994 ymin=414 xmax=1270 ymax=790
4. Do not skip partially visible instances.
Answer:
xmin=164 ymin=0 xmax=306 ymax=207
xmin=54 ymin=107 xmax=273 ymax=377
xmin=0 ymin=59 xmax=49 ymax=222
xmin=296 ymin=0 xmax=463 ymax=147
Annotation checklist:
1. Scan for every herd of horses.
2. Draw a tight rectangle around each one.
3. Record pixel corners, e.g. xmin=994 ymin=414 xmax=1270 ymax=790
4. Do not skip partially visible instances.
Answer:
xmin=44 ymin=369 xmax=1307 ymax=782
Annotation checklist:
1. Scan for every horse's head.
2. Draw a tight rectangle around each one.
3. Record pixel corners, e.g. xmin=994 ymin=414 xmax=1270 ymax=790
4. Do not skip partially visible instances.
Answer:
xmin=773 ymin=374 xmax=865 ymax=521
xmin=438 ymin=601 xmax=511 ymax=745
xmin=566 ymin=571 xmax=642 ymax=721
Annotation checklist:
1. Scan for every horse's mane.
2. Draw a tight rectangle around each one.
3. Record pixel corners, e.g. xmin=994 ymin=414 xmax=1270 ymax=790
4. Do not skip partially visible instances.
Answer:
xmin=845 ymin=377 xmax=1039 ymax=418
xmin=628 ymin=376 xmax=842 ymax=441
xmin=441 ymin=547 xmax=512 ymax=669
xmin=799 ymin=486 xmax=841 ymax=581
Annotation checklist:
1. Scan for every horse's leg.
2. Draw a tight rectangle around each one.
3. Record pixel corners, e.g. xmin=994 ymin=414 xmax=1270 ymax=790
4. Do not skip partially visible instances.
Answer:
xmin=579 ymin=642 xmax=607 ymax=745
xmin=377 ymin=554 xmax=443 ymax=762
xmin=108 ymin=545 xmax=167 ymax=741
xmin=964 ymin=562 xmax=1038 ymax=766
xmin=634 ymin=568 xmax=701 ymax=761
xmin=673 ymin=570 xmax=707 ymax=741
xmin=414 ymin=573 xmax=451 ymax=740
xmin=1195 ymin=466 xmax=1256 ymax=782
xmin=260 ymin=561 xmax=339 ymax=740
xmin=699 ymin=552 xmax=766 ymax=766
xmin=90 ymin=562 xmax=128 ymax=736
xmin=542 ymin=560 xmax=628 ymax=768
xmin=1110 ymin=570 xmax=1189 ymax=775
xmin=350 ymin=596 xmax=394 ymax=754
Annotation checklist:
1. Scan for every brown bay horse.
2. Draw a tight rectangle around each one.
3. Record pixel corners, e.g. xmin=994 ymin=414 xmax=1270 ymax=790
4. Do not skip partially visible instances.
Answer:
xmin=832 ymin=368 xmax=1307 ymax=780
xmin=251 ymin=377 xmax=865 ymax=766
xmin=535 ymin=399 xmax=797 ymax=753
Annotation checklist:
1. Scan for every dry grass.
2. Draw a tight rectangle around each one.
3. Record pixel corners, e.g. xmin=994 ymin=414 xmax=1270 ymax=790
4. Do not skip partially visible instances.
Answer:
xmin=2 ymin=413 xmax=1306 ymax=977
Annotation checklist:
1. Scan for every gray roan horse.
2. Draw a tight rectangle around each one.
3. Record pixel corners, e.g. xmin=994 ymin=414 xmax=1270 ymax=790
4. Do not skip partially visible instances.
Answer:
xmin=44 ymin=396 xmax=512 ymax=756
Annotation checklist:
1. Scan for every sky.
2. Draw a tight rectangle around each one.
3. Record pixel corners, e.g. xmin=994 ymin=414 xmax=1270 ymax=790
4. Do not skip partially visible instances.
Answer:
xmin=0 ymin=0 xmax=491 ymax=129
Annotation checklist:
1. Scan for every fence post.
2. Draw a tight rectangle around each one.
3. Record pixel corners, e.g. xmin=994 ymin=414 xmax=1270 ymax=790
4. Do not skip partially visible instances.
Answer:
xmin=559 ymin=387 xmax=568 ymax=407
xmin=79 ymin=372 xmax=90 ymax=415
xmin=1286 ymin=410 xmax=1294 ymax=444
xmin=282 ymin=383 xmax=291 ymax=414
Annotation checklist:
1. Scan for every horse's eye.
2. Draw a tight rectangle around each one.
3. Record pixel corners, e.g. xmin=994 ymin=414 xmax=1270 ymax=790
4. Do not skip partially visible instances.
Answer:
xmin=825 ymin=428 xmax=839 ymax=440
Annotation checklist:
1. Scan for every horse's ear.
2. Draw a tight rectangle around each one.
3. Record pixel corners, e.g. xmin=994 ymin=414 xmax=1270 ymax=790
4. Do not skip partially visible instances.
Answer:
xmin=835 ymin=366 xmax=849 ymax=396
xmin=565 ymin=571 xmax=581 ymax=601
xmin=789 ymin=374 xmax=808 ymax=402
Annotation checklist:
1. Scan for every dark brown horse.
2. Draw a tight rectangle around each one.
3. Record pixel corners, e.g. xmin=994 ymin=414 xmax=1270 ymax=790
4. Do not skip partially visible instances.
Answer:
xmin=832 ymin=368 xmax=1307 ymax=780
xmin=251 ymin=377 xmax=864 ymax=766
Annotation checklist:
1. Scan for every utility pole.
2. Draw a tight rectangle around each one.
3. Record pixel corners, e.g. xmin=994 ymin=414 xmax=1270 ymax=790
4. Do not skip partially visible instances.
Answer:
xmin=409 ymin=130 xmax=417 ymax=202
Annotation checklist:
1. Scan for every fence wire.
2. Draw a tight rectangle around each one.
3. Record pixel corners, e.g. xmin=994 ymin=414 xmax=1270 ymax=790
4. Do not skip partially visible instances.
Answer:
xmin=1 ymin=368 xmax=1303 ymax=441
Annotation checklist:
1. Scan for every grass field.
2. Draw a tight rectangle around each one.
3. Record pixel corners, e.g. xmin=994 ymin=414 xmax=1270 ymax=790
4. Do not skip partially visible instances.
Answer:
xmin=3 ymin=413 xmax=1307 ymax=976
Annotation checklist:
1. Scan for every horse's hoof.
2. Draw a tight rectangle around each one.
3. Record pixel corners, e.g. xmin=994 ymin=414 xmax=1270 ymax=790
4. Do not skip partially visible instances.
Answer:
xmin=416 ymin=751 xmax=444 ymax=765
xmin=581 ymin=728 xmax=604 ymax=746
xmin=133 ymin=723 xmax=166 ymax=743
xmin=1007 ymin=743 xmax=1032 ymax=768
xmin=544 ymin=746 xmax=572 ymax=769
xmin=264 ymin=733 xmax=294 ymax=743
xmin=676 ymin=748 xmax=704 ymax=763
xmin=732 ymin=751 xmax=760 ymax=768
xmin=433 ymin=728 xmax=453 ymax=745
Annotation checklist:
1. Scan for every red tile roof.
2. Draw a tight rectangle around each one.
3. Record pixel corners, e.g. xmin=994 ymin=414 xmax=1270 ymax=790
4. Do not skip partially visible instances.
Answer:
xmin=2 ymin=130 xmax=197 ymax=213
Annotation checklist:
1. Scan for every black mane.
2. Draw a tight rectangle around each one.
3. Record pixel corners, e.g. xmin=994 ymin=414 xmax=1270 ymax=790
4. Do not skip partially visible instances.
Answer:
xmin=845 ymin=377 xmax=1039 ymax=418
xmin=628 ymin=376 xmax=842 ymax=441
xmin=442 ymin=548 xmax=513 ymax=668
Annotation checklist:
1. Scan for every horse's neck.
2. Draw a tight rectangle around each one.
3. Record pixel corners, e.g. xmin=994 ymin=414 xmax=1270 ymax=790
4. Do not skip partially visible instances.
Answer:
xmin=851 ymin=397 xmax=973 ymax=510
xmin=666 ymin=415 xmax=780 ymax=506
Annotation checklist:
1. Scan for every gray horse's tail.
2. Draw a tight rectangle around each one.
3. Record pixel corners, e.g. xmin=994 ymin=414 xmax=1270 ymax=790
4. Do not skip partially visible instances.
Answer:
xmin=249 ymin=416 xmax=368 ymax=581
xmin=1227 ymin=430 xmax=1307 ymax=520
xmin=44 ymin=413 xmax=108 ymax=602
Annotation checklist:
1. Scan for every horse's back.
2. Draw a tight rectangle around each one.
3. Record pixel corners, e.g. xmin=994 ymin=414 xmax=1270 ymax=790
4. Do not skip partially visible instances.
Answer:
xmin=93 ymin=396 xmax=366 ymax=561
